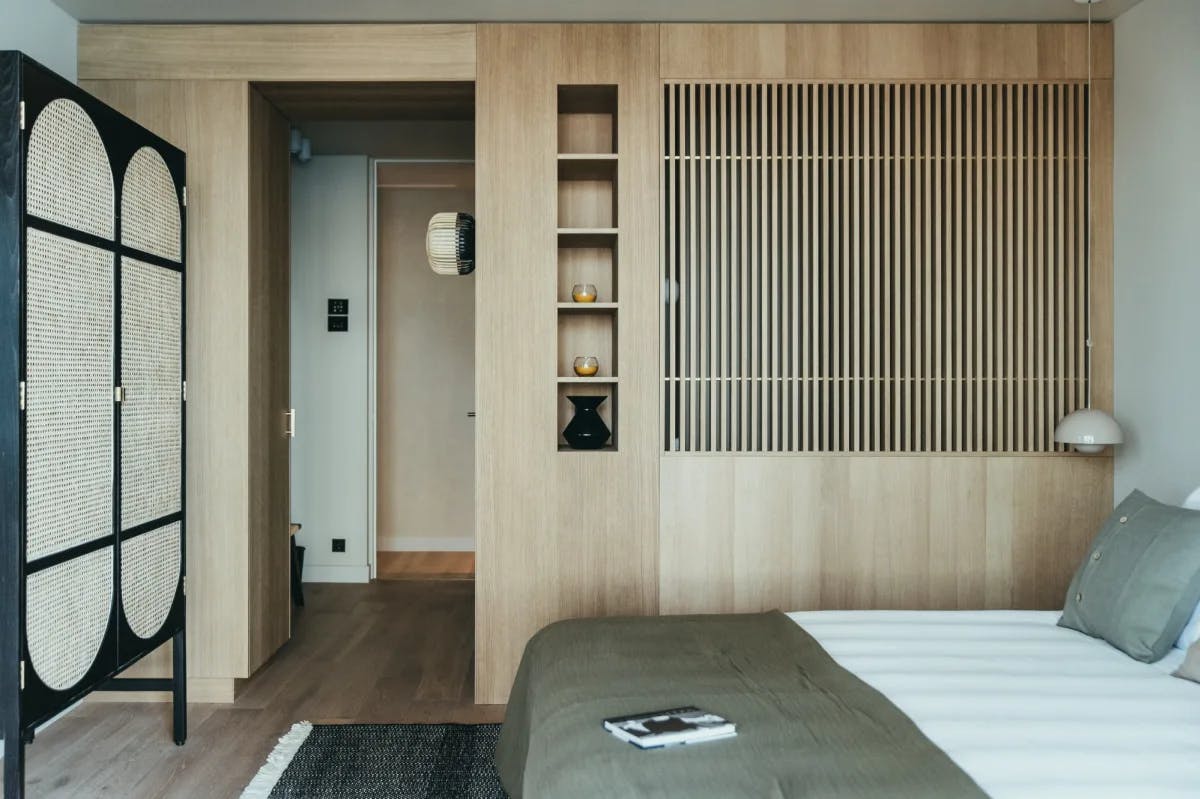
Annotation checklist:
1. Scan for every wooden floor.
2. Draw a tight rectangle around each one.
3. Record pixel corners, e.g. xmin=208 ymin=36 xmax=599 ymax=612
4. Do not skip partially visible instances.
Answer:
xmin=377 ymin=550 xmax=475 ymax=580
xmin=14 ymin=580 xmax=502 ymax=798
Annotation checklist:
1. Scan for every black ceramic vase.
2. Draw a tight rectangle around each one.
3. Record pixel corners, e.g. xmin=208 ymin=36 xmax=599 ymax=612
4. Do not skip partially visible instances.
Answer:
xmin=563 ymin=395 xmax=612 ymax=450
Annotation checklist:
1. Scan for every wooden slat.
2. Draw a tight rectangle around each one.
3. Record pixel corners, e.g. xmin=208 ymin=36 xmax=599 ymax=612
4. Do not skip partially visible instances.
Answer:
xmin=663 ymin=79 xmax=1096 ymax=454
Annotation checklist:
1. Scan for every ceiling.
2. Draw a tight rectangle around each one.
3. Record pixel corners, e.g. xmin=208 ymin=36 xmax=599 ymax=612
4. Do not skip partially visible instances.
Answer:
xmin=53 ymin=0 xmax=1142 ymax=24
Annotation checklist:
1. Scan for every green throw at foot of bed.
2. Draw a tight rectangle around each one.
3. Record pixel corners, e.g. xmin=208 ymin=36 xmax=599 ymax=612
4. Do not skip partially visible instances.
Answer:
xmin=496 ymin=611 xmax=987 ymax=799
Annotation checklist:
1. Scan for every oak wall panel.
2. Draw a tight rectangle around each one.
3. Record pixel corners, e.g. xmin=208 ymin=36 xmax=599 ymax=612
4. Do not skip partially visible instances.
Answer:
xmin=660 ymin=455 xmax=1112 ymax=616
xmin=246 ymin=87 xmax=293 ymax=674
xmin=661 ymin=23 xmax=1112 ymax=81
xmin=475 ymin=24 xmax=660 ymax=704
xmin=79 ymin=24 xmax=476 ymax=81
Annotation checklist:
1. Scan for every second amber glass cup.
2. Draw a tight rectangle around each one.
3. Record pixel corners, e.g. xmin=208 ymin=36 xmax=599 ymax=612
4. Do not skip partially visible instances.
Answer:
xmin=571 ymin=283 xmax=598 ymax=303
xmin=573 ymin=356 xmax=600 ymax=377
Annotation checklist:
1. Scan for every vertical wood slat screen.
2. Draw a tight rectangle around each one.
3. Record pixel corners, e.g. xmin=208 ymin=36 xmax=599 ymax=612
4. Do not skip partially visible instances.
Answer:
xmin=663 ymin=82 xmax=1089 ymax=453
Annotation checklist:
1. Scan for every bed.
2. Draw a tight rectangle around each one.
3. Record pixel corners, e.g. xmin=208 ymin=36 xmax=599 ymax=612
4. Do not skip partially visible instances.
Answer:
xmin=495 ymin=608 xmax=1200 ymax=798
xmin=791 ymin=610 xmax=1200 ymax=798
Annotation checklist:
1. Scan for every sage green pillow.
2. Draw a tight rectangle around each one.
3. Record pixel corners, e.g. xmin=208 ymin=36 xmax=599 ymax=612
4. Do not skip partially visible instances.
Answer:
xmin=1058 ymin=490 xmax=1200 ymax=662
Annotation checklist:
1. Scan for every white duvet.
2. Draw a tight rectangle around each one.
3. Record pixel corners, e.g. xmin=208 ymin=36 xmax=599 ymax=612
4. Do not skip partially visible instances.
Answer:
xmin=788 ymin=610 xmax=1200 ymax=799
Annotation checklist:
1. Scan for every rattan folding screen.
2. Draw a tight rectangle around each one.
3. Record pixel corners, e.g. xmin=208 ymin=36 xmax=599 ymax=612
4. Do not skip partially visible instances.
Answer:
xmin=0 ymin=53 xmax=187 ymax=799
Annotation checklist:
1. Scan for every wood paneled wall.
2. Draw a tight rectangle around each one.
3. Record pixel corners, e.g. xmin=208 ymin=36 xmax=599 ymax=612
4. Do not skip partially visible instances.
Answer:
xmin=475 ymin=25 xmax=660 ymax=704
xmin=78 ymin=24 xmax=476 ymax=81
xmin=77 ymin=23 xmax=481 ymax=699
xmin=660 ymin=24 xmax=1113 ymax=81
xmin=661 ymin=455 xmax=1112 ymax=615
xmin=654 ymin=23 xmax=1115 ymax=663
xmin=78 ymin=22 xmax=1114 ymax=707
xmin=246 ymin=87 xmax=292 ymax=674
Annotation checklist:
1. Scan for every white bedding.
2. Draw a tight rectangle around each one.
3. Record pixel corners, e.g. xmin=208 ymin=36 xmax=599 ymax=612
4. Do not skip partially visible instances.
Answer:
xmin=789 ymin=610 xmax=1200 ymax=799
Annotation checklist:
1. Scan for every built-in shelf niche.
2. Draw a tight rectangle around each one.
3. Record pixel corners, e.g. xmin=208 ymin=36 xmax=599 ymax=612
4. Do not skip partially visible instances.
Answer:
xmin=557 ymin=84 xmax=620 ymax=452
xmin=557 ymin=383 xmax=618 ymax=452
xmin=557 ymin=85 xmax=618 ymax=154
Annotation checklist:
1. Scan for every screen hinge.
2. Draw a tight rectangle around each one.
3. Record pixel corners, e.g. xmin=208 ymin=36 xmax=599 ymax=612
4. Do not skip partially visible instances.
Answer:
xmin=18 ymin=381 xmax=25 ymax=411
xmin=18 ymin=101 xmax=25 ymax=131
xmin=182 ymin=186 xmax=188 ymax=207
xmin=182 ymin=381 xmax=187 ymax=402
xmin=114 ymin=385 xmax=125 ymax=403
xmin=182 ymin=575 xmax=187 ymax=596
xmin=19 ymin=660 xmax=25 ymax=690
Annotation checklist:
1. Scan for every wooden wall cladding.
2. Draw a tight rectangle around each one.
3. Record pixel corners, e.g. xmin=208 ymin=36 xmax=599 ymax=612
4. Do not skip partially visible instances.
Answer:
xmin=246 ymin=87 xmax=293 ymax=675
xmin=660 ymin=24 xmax=1113 ymax=81
xmin=661 ymin=454 xmax=1112 ymax=615
xmin=663 ymin=81 xmax=1096 ymax=453
xmin=78 ymin=24 xmax=477 ymax=81
xmin=475 ymin=24 xmax=660 ymax=704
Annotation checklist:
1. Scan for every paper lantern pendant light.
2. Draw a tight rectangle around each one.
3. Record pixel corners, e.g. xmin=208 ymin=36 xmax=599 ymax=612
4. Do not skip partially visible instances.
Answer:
xmin=426 ymin=212 xmax=475 ymax=276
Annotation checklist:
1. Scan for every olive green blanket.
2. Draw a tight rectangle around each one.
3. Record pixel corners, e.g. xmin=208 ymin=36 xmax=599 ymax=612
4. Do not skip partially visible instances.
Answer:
xmin=495 ymin=611 xmax=988 ymax=799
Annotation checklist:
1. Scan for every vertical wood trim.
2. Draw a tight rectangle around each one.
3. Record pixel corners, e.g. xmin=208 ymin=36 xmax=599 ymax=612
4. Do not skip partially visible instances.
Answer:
xmin=663 ymin=79 xmax=1100 ymax=454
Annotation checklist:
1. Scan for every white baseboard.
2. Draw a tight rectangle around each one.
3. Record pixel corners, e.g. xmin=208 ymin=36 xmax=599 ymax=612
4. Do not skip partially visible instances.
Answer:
xmin=302 ymin=564 xmax=371 ymax=583
xmin=378 ymin=536 xmax=474 ymax=552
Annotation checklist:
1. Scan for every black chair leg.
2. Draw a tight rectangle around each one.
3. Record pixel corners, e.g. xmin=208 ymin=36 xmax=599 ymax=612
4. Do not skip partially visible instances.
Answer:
xmin=290 ymin=539 xmax=305 ymax=608
xmin=172 ymin=629 xmax=187 ymax=746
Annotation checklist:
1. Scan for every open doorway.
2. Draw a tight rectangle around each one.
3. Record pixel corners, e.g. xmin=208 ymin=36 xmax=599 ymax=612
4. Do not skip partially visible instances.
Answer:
xmin=372 ymin=160 xmax=475 ymax=580
xmin=264 ymin=80 xmax=477 ymax=632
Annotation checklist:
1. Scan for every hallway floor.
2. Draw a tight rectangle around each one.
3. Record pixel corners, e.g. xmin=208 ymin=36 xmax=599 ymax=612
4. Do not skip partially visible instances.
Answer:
xmin=15 ymin=580 xmax=501 ymax=798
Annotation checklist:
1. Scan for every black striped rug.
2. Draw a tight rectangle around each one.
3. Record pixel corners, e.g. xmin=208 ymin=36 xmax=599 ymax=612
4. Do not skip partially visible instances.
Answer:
xmin=242 ymin=722 xmax=507 ymax=798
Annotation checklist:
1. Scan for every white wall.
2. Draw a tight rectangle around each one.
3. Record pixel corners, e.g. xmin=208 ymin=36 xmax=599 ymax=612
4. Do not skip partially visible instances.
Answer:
xmin=0 ymin=0 xmax=78 ymax=82
xmin=290 ymin=156 xmax=372 ymax=582
xmin=376 ymin=178 xmax=475 ymax=552
xmin=1113 ymin=0 xmax=1200 ymax=504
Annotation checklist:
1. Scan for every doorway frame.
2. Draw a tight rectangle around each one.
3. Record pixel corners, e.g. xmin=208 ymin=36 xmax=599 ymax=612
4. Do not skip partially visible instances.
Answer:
xmin=368 ymin=157 xmax=476 ymax=580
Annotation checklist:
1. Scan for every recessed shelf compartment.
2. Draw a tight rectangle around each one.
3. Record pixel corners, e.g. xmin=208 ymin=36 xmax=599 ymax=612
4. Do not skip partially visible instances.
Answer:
xmin=558 ymin=313 xmax=616 ymax=379
xmin=557 ymin=382 xmax=618 ymax=451
xmin=558 ymin=241 xmax=616 ymax=303
xmin=557 ymin=154 xmax=618 ymax=181
xmin=557 ymin=85 xmax=618 ymax=155
xmin=557 ymin=83 xmax=620 ymax=453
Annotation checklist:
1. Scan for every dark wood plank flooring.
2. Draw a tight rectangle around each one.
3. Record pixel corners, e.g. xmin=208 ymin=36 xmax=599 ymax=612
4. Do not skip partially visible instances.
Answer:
xmin=13 ymin=580 xmax=501 ymax=798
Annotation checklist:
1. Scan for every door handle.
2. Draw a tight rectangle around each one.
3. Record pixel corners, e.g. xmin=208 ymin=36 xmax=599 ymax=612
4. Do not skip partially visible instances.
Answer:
xmin=285 ymin=408 xmax=296 ymax=438
xmin=467 ymin=411 xmax=476 ymax=418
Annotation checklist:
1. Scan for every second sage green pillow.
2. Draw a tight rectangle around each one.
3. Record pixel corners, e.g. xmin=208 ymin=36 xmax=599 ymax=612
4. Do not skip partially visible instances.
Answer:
xmin=1059 ymin=490 xmax=1200 ymax=662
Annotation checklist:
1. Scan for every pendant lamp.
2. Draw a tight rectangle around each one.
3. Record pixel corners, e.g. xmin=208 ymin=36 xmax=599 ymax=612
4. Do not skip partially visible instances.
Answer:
xmin=1055 ymin=0 xmax=1123 ymax=453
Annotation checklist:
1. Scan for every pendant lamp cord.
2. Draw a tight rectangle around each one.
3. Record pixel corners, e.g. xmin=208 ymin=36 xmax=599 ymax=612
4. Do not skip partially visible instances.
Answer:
xmin=1085 ymin=0 xmax=1094 ymax=409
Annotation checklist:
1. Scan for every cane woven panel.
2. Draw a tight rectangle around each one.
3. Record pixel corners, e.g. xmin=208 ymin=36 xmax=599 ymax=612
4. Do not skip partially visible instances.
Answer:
xmin=120 ymin=258 xmax=182 ymax=528
xmin=25 ymin=227 xmax=114 ymax=560
xmin=26 ymin=98 xmax=115 ymax=240
xmin=664 ymin=82 xmax=1089 ymax=453
xmin=120 ymin=523 xmax=181 ymax=639
xmin=121 ymin=147 xmax=182 ymax=262
xmin=26 ymin=546 xmax=113 ymax=691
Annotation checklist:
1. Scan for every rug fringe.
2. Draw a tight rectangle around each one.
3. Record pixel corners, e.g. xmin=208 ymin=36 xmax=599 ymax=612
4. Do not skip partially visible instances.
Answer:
xmin=240 ymin=721 xmax=314 ymax=799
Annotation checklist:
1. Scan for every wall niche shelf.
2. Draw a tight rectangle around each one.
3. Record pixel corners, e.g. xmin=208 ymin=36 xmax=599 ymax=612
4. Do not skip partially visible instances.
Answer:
xmin=557 ymin=376 xmax=620 ymax=384
xmin=556 ymin=302 xmax=618 ymax=314
xmin=557 ymin=84 xmax=620 ymax=452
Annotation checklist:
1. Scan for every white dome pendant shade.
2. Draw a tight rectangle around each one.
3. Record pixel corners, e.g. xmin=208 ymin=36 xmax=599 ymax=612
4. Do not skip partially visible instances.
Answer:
xmin=426 ymin=212 xmax=475 ymax=276
xmin=1054 ymin=408 xmax=1123 ymax=453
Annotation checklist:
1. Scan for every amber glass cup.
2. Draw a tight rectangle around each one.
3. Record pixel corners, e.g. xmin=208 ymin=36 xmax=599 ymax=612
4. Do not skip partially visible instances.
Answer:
xmin=571 ymin=283 xmax=598 ymax=303
xmin=573 ymin=356 xmax=600 ymax=377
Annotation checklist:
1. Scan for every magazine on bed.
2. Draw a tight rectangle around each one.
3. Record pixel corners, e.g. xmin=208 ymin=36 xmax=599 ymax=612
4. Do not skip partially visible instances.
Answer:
xmin=603 ymin=707 xmax=737 ymax=749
